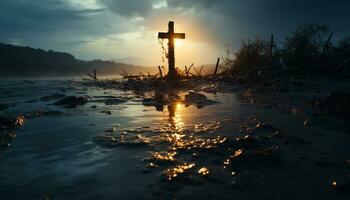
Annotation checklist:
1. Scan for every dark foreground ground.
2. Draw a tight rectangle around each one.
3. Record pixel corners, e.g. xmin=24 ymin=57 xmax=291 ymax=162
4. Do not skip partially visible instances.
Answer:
xmin=0 ymin=77 xmax=349 ymax=199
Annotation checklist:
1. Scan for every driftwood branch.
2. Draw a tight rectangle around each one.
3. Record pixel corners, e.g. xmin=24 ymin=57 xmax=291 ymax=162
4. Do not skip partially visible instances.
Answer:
xmin=158 ymin=66 xmax=163 ymax=78
xmin=323 ymin=32 xmax=334 ymax=53
xmin=192 ymin=65 xmax=199 ymax=75
xmin=188 ymin=63 xmax=194 ymax=74
xmin=87 ymin=68 xmax=97 ymax=80
xmin=213 ymin=57 xmax=220 ymax=75
xmin=269 ymin=34 xmax=274 ymax=63
xmin=198 ymin=65 xmax=204 ymax=76
xmin=87 ymin=73 xmax=95 ymax=79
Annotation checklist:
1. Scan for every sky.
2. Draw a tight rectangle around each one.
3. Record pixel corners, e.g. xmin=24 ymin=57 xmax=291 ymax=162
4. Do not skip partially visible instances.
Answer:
xmin=1 ymin=0 xmax=350 ymax=66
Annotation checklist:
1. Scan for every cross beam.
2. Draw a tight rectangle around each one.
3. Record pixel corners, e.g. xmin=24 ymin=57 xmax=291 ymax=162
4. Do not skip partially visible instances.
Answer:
xmin=158 ymin=21 xmax=185 ymax=79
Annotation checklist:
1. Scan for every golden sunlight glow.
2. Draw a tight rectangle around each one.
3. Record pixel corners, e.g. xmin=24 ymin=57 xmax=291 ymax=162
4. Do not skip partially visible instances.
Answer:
xmin=175 ymin=39 xmax=182 ymax=47
xmin=168 ymin=103 xmax=185 ymax=132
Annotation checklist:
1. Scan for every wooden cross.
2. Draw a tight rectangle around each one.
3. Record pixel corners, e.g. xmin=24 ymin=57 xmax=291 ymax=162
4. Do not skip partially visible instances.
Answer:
xmin=158 ymin=21 xmax=185 ymax=79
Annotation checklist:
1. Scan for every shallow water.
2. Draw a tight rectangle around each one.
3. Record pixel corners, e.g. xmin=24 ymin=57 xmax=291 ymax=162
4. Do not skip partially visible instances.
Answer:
xmin=0 ymin=79 xmax=349 ymax=199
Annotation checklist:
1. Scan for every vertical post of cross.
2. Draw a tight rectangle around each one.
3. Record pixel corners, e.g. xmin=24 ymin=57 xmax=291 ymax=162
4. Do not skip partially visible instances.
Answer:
xmin=168 ymin=21 xmax=176 ymax=79
xmin=158 ymin=21 xmax=185 ymax=80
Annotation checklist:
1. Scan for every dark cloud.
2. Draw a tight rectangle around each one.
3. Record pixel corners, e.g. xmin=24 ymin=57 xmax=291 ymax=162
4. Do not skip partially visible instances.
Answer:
xmin=100 ymin=0 xmax=155 ymax=17
xmin=0 ymin=0 xmax=100 ymax=33
xmin=1 ymin=0 xmax=349 ymax=60
xmin=0 ymin=0 xmax=127 ymax=52
xmin=165 ymin=0 xmax=350 ymax=46
xmin=167 ymin=0 xmax=223 ymax=9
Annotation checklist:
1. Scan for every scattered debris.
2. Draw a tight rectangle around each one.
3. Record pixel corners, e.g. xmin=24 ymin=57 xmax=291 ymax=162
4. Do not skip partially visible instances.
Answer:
xmin=87 ymin=68 xmax=97 ymax=80
xmin=0 ymin=115 xmax=25 ymax=151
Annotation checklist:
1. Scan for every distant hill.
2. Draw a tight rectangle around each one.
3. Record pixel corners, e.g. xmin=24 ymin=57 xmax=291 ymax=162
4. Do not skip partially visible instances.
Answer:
xmin=0 ymin=43 xmax=157 ymax=78
xmin=113 ymin=57 xmax=158 ymax=67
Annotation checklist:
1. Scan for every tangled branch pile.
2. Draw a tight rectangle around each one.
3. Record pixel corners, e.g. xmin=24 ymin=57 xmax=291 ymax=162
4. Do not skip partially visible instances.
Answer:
xmin=222 ymin=24 xmax=350 ymax=80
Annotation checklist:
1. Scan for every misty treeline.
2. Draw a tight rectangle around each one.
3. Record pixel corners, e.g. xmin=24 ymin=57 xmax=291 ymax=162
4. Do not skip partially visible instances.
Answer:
xmin=221 ymin=24 xmax=350 ymax=80
xmin=0 ymin=43 xmax=155 ymax=77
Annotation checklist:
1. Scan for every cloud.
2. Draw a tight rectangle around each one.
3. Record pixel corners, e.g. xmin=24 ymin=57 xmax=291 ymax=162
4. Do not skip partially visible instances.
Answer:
xmin=99 ymin=0 xmax=156 ymax=17
xmin=167 ymin=0 xmax=223 ymax=9
xmin=0 ymin=0 xmax=132 ymax=50
xmin=160 ymin=0 xmax=350 ymax=47
xmin=1 ymin=0 xmax=350 ymax=62
xmin=0 ymin=0 xmax=94 ymax=33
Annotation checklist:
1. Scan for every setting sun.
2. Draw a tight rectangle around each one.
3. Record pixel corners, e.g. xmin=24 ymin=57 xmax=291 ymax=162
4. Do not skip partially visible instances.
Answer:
xmin=175 ymin=39 xmax=182 ymax=46
xmin=0 ymin=1 xmax=349 ymax=199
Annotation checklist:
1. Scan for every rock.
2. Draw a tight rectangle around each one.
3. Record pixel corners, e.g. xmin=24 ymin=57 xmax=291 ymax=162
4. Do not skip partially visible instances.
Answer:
xmin=253 ymin=122 xmax=277 ymax=134
xmin=185 ymin=92 xmax=207 ymax=102
xmin=40 ymin=93 xmax=66 ymax=102
xmin=202 ymin=85 xmax=218 ymax=93
xmin=184 ymin=92 xmax=217 ymax=108
xmin=142 ymin=98 xmax=166 ymax=112
xmin=100 ymin=110 xmax=112 ymax=115
xmin=142 ymin=92 xmax=180 ymax=111
xmin=104 ymin=98 xmax=127 ymax=105
xmin=54 ymin=96 xmax=87 ymax=108
xmin=167 ymin=93 xmax=181 ymax=102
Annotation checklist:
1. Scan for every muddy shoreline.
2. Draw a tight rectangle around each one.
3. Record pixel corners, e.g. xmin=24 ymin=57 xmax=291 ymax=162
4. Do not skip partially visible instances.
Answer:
xmin=0 ymin=77 xmax=350 ymax=199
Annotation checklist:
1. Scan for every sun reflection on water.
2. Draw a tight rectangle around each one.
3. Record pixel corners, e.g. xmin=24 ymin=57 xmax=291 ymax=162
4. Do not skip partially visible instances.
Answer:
xmin=95 ymin=95 xmax=229 ymax=181
xmin=165 ymin=163 xmax=196 ymax=180
xmin=167 ymin=102 xmax=185 ymax=132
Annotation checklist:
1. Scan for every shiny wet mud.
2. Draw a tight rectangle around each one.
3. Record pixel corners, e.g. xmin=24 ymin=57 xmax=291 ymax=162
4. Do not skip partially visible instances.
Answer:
xmin=0 ymin=79 xmax=349 ymax=199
